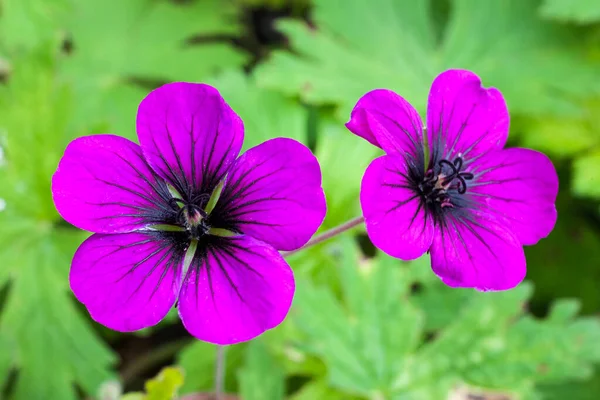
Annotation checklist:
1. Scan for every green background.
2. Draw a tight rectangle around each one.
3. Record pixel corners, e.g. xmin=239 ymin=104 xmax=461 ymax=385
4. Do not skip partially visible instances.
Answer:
xmin=1 ymin=0 xmax=600 ymax=399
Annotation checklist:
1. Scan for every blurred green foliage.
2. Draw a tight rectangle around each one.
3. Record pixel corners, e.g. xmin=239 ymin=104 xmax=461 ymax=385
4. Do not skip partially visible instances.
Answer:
xmin=540 ymin=0 xmax=600 ymax=24
xmin=0 ymin=0 xmax=599 ymax=399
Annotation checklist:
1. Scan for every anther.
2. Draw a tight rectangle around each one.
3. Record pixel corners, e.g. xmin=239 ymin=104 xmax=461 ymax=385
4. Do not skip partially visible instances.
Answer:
xmin=418 ymin=155 xmax=474 ymax=210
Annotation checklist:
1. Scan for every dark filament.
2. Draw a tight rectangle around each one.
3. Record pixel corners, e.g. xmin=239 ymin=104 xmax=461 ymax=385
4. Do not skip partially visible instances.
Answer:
xmin=418 ymin=156 xmax=474 ymax=209
xmin=438 ymin=157 xmax=474 ymax=194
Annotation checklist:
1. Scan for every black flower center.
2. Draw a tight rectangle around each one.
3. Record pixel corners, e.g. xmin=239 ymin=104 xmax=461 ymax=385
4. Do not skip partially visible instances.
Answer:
xmin=418 ymin=156 xmax=474 ymax=210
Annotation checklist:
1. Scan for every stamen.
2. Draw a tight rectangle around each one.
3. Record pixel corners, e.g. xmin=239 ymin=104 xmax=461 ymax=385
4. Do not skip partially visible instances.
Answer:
xmin=191 ymin=192 xmax=211 ymax=204
xmin=418 ymin=155 xmax=474 ymax=210
xmin=168 ymin=197 xmax=185 ymax=209
xmin=453 ymin=157 xmax=463 ymax=171
xmin=439 ymin=159 xmax=459 ymax=176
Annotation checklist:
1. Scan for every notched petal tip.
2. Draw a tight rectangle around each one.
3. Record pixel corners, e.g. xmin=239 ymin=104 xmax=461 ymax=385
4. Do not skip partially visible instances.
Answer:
xmin=427 ymin=69 xmax=509 ymax=160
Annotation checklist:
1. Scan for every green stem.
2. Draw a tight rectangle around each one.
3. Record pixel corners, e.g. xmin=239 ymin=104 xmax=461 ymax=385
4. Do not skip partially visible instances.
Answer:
xmin=215 ymin=345 xmax=226 ymax=400
xmin=281 ymin=216 xmax=365 ymax=257
xmin=210 ymin=216 xmax=365 ymax=397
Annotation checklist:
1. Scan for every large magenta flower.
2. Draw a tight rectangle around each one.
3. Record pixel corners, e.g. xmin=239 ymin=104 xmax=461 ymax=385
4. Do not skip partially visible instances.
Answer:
xmin=52 ymin=83 xmax=326 ymax=344
xmin=346 ymin=70 xmax=558 ymax=291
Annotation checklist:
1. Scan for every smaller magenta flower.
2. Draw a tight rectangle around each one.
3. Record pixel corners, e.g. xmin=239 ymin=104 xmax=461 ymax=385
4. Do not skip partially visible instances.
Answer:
xmin=346 ymin=70 xmax=558 ymax=291
xmin=52 ymin=83 xmax=326 ymax=344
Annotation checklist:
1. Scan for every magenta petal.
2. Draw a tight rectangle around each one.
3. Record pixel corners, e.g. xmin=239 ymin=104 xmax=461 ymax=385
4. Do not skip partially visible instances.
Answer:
xmin=70 ymin=232 xmax=182 ymax=331
xmin=430 ymin=214 xmax=526 ymax=291
xmin=469 ymin=148 xmax=558 ymax=245
xmin=427 ymin=70 xmax=509 ymax=161
xmin=178 ymin=236 xmax=294 ymax=345
xmin=137 ymin=82 xmax=243 ymax=195
xmin=212 ymin=138 xmax=326 ymax=251
xmin=52 ymin=135 xmax=172 ymax=233
xmin=360 ymin=155 xmax=434 ymax=260
xmin=346 ymin=89 xmax=425 ymax=159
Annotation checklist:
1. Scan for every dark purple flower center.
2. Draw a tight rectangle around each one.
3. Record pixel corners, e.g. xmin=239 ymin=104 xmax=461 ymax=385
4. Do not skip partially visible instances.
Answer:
xmin=182 ymin=204 xmax=211 ymax=238
xmin=167 ymin=194 xmax=214 ymax=240
xmin=417 ymin=156 xmax=474 ymax=210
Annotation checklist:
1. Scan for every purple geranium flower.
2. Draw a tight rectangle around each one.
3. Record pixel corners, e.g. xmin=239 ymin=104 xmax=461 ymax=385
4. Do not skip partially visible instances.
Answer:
xmin=52 ymin=82 xmax=326 ymax=344
xmin=346 ymin=70 xmax=558 ymax=291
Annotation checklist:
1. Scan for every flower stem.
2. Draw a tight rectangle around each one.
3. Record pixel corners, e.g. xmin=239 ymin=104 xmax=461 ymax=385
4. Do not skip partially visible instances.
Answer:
xmin=281 ymin=216 xmax=365 ymax=257
xmin=215 ymin=345 xmax=226 ymax=400
xmin=211 ymin=217 xmax=364 ymax=397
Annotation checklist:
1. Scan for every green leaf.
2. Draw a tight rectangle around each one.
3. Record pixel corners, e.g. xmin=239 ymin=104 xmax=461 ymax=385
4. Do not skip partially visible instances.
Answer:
xmin=573 ymin=149 xmax=600 ymax=198
xmin=540 ymin=0 xmax=600 ymax=24
xmin=548 ymin=299 xmax=582 ymax=323
xmin=539 ymin=367 xmax=600 ymax=400
xmin=524 ymin=189 xmax=600 ymax=313
xmin=238 ymin=340 xmax=285 ymax=400
xmin=177 ymin=342 xmax=245 ymax=394
xmin=145 ymin=367 xmax=184 ymax=400
xmin=412 ymin=278 xmax=472 ymax=332
xmin=121 ymin=394 xmax=145 ymax=400
xmin=208 ymin=70 xmax=308 ymax=150
xmin=0 ymin=52 xmax=116 ymax=400
xmin=0 ymin=234 xmax=116 ymax=400
xmin=520 ymin=116 xmax=600 ymax=159
xmin=256 ymin=0 xmax=599 ymax=119
xmin=315 ymin=121 xmax=380 ymax=228
xmin=293 ymin=238 xmax=423 ymax=397
xmin=289 ymin=380 xmax=357 ymax=400
xmin=0 ymin=334 xmax=13 ymax=389
xmin=292 ymin=238 xmax=600 ymax=399
xmin=0 ymin=0 xmax=71 ymax=52
xmin=62 ymin=0 xmax=248 ymax=137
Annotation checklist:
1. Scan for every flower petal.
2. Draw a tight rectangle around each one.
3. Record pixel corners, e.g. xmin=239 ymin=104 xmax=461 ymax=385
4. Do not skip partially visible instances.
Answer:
xmin=468 ymin=148 xmax=558 ymax=245
xmin=427 ymin=70 xmax=509 ymax=162
xmin=430 ymin=213 xmax=526 ymax=291
xmin=346 ymin=89 xmax=425 ymax=161
xmin=137 ymin=82 xmax=243 ymax=198
xmin=70 ymin=232 xmax=184 ymax=331
xmin=178 ymin=236 xmax=294 ymax=345
xmin=360 ymin=155 xmax=434 ymax=260
xmin=52 ymin=134 xmax=174 ymax=233
xmin=210 ymin=138 xmax=326 ymax=251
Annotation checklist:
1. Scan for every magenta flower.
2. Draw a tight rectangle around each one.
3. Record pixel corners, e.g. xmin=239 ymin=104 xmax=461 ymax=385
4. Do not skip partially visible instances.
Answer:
xmin=52 ymin=83 xmax=326 ymax=344
xmin=346 ymin=70 xmax=558 ymax=291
